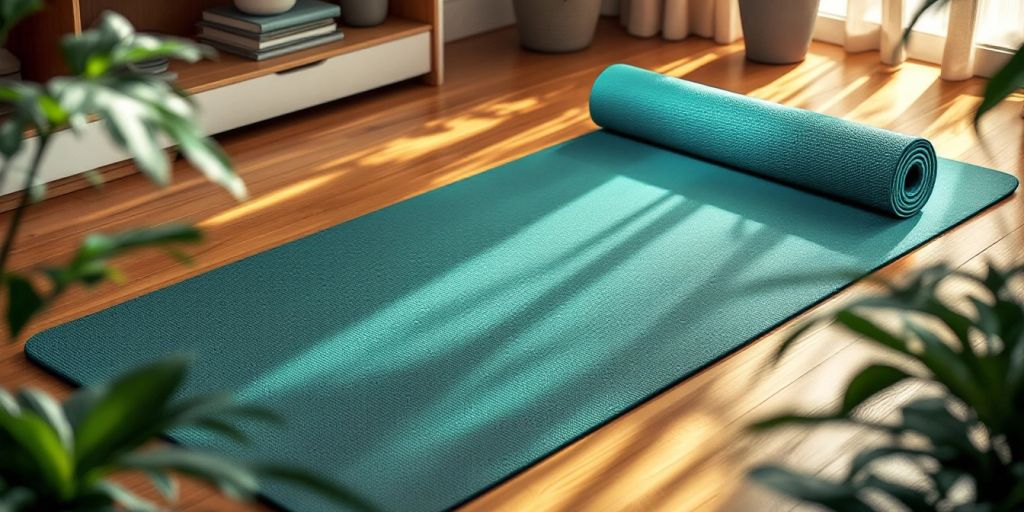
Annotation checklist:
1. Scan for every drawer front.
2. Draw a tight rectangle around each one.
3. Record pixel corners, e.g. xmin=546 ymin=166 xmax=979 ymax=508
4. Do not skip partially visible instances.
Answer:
xmin=2 ymin=124 xmax=127 ymax=196
xmin=195 ymin=32 xmax=432 ymax=135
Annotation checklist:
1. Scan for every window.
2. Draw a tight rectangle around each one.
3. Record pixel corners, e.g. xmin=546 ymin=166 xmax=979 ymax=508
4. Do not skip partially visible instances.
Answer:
xmin=819 ymin=0 xmax=1022 ymax=48
xmin=814 ymin=0 xmax=1023 ymax=77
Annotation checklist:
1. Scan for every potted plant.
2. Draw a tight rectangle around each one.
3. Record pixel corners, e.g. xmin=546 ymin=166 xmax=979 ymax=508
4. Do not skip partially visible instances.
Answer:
xmin=738 ymin=0 xmax=820 ymax=64
xmin=513 ymin=0 xmax=603 ymax=53
xmin=0 ymin=357 xmax=375 ymax=511
xmin=0 ymin=2 xmax=373 ymax=509
xmin=748 ymin=263 xmax=1024 ymax=510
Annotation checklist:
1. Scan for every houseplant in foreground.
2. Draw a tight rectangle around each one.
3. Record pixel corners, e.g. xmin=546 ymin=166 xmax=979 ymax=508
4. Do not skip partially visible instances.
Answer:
xmin=1 ymin=357 xmax=375 ymax=511
xmin=748 ymin=263 xmax=1024 ymax=511
xmin=1 ymin=2 xmax=372 ymax=509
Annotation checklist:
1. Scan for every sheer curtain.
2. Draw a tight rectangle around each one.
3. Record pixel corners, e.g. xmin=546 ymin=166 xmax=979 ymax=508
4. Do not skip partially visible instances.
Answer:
xmin=617 ymin=0 xmax=742 ymax=43
xmin=618 ymin=0 xmax=996 ymax=81
xmin=843 ymin=0 xmax=980 ymax=80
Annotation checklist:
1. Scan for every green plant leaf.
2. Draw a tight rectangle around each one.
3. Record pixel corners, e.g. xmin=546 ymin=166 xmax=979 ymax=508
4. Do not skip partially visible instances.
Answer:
xmin=254 ymin=464 xmax=379 ymax=512
xmin=60 ymin=11 xmax=132 ymax=77
xmin=0 ymin=81 xmax=58 ymax=134
xmin=860 ymin=474 xmax=933 ymax=511
xmin=846 ymin=446 xmax=935 ymax=481
xmin=841 ymin=364 xmax=916 ymax=415
xmin=0 ymin=114 xmax=26 ymax=158
xmin=47 ymin=11 xmax=245 ymax=199
xmin=46 ymin=224 xmax=200 ymax=296
xmin=73 ymin=357 xmax=189 ymax=475
xmin=116 ymin=448 xmax=260 ymax=501
xmin=904 ymin=321 xmax=991 ymax=420
xmin=142 ymin=469 xmax=178 ymax=501
xmin=100 ymin=93 xmax=170 ymax=181
xmin=4 ymin=273 xmax=44 ymax=337
xmin=899 ymin=397 xmax=984 ymax=468
xmin=157 ymin=109 xmax=247 ymax=200
xmin=16 ymin=388 xmax=73 ymax=452
xmin=836 ymin=310 xmax=911 ymax=354
xmin=94 ymin=480 xmax=158 ymax=512
xmin=748 ymin=412 xmax=846 ymax=431
xmin=111 ymin=34 xmax=210 ymax=67
xmin=0 ymin=407 xmax=75 ymax=500
xmin=0 ymin=388 xmax=19 ymax=415
xmin=975 ymin=45 xmax=1024 ymax=123
xmin=902 ymin=0 xmax=948 ymax=45
xmin=772 ymin=316 xmax=828 ymax=365
xmin=165 ymin=393 xmax=282 ymax=429
xmin=190 ymin=417 xmax=252 ymax=445
xmin=748 ymin=466 xmax=873 ymax=511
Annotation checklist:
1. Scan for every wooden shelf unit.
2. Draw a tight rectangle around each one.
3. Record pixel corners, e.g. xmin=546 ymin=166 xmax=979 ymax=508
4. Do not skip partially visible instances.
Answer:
xmin=7 ymin=0 xmax=443 ymax=88
xmin=1 ymin=0 xmax=442 ymax=198
xmin=174 ymin=17 xmax=433 ymax=94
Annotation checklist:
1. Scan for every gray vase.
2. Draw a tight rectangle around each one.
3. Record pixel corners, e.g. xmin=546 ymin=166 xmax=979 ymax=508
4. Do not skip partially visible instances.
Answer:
xmin=738 ymin=0 xmax=820 ymax=64
xmin=513 ymin=0 xmax=603 ymax=53
xmin=340 ymin=0 xmax=389 ymax=27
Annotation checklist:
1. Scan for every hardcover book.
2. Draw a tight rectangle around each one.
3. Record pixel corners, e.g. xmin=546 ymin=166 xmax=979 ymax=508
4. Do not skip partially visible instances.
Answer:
xmin=201 ymin=30 xmax=345 ymax=61
xmin=199 ymin=23 xmax=338 ymax=51
xmin=197 ymin=18 xmax=336 ymax=41
xmin=202 ymin=0 xmax=341 ymax=33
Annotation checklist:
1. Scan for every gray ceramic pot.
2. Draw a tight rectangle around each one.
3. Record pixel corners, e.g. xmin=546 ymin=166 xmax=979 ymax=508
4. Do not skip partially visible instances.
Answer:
xmin=340 ymin=0 xmax=389 ymax=27
xmin=513 ymin=0 xmax=603 ymax=53
xmin=738 ymin=0 xmax=820 ymax=64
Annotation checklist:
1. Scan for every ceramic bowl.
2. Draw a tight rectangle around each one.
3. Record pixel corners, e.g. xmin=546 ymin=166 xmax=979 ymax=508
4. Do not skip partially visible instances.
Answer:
xmin=234 ymin=0 xmax=297 ymax=15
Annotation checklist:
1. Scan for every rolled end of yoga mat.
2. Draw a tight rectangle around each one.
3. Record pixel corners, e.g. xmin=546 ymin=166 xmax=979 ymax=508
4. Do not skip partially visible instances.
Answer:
xmin=588 ymin=64 xmax=938 ymax=218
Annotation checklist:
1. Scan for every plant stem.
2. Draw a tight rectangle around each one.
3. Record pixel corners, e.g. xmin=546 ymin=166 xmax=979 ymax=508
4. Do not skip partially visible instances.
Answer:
xmin=0 ymin=135 xmax=47 ymax=277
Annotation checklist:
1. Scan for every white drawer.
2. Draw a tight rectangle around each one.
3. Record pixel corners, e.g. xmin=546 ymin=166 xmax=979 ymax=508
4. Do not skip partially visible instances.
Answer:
xmin=3 ymin=31 xmax=432 ymax=196
xmin=195 ymin=32 xmax=432 ymax=134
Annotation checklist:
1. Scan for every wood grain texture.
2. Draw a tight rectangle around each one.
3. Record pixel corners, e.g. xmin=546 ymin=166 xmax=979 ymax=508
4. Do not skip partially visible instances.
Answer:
xmin=1 ymin=19 xmax=1022 ymax=511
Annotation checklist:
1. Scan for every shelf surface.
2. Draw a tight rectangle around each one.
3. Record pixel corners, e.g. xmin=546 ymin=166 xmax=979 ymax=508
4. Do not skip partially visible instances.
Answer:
xmin=172 ymin=16 xmax=432 ymax=94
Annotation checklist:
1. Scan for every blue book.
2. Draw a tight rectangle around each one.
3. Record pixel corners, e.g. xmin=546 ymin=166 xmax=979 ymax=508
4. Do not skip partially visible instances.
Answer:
xmin=203 ymin=0 xmax=341 ymax=33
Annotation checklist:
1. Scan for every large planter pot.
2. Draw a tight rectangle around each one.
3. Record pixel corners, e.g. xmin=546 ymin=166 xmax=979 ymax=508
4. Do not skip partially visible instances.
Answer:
xmin=738 ymin=0 xmax=820 ymax=64
xmin=340 ymin=0 xmax=389 ymax=27
xmin=513 ymin=0 xmax=603 ymax=53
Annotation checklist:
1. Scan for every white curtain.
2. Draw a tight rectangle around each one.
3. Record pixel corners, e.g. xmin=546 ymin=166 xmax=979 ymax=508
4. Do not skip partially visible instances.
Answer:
xmin=618 ymin=0 xmax=742 ymax=44
xmin=844 ymin=0 xmax=980 ymax=80
xmin=614 ymin=0 xmax=982 ymax=81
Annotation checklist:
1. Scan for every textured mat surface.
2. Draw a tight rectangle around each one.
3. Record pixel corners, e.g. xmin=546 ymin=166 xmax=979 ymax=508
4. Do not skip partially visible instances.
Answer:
xmin=26 ymin=69 xmax=1018 ymax=512
xmin=591 ymin=65 xmax=938 ymax=217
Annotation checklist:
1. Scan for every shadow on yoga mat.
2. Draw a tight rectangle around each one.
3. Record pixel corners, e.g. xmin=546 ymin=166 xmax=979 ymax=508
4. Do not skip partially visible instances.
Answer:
xmin=27 ymin=65 xmax=1018 ymax=511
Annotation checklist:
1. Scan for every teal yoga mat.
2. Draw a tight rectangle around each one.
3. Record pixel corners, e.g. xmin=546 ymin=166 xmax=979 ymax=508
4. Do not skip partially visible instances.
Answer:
xmin=27 ymin=65 xmax=1018 ymax=511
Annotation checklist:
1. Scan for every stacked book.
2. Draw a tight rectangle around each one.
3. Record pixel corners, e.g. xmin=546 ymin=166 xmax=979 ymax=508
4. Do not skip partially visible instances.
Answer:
xmin=199 ymin=0 xmax=344 ymax=61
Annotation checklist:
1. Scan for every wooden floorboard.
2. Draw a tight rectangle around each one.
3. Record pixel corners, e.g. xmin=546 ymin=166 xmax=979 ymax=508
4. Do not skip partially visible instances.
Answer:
xmin=1 ymin=20 xmax=1022 ymax=511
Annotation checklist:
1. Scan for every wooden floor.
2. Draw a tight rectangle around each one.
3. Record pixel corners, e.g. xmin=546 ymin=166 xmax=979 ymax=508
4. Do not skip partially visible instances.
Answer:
xmin=2 ymin=19 xmax=1023 ymax=511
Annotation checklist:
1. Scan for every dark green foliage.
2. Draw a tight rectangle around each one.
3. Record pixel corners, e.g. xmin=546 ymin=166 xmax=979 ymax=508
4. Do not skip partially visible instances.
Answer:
xmin=749 ymin=263 xmax=1024 ymax=511
xmin=0 ymin=4 xmax=373 ymax=510
xmin=0 ymin=3 xmax=246 ymax=338
xmin=0 ymin=358 xmax=375 ymax=511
